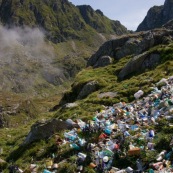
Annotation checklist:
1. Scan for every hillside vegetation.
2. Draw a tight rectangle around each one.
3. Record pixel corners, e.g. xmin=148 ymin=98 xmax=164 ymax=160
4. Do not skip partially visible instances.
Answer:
xmin=54 ymin=43 xmax=173 ymax=121
xmin=2 ymin=0 xmax=173 ymax=172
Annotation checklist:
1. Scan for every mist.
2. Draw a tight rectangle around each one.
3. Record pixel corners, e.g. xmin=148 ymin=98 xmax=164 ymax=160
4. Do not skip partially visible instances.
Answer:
xmin=0 ymin=26 xmax=65 ymax=93
xmin=0 ymin=26 xmax=55 ymax=64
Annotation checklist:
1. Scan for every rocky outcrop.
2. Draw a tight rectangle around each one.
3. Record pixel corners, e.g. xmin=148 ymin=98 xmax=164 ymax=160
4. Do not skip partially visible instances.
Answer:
xmin=118 ymin=53 xmax=161 ymax=80
xmin=77 ymin=80 xmax=99 ymax=99
xmin=50 ymin=80 xmax=100 ymax=111
xmin=87 ymin=29 xmax=173 ymax=67
xmin=137 ymin=0 xmax=173 ymax=31
xmin=94 ymin=56 xmax=113 ymax=68
xmin=23 ymin=118 xmax=72 ymax=145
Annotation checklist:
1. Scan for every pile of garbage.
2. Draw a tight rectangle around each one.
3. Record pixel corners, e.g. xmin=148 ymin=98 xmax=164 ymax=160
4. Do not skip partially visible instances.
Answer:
xmin=14 ymin=77 xmax=173 ymax=173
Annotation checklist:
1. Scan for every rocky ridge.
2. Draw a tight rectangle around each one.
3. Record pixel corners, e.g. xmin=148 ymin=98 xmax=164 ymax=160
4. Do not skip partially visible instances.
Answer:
xmin=137 ymin=0 xmax=173 ymax=31
xmin=0 ymin=0 xmax=128 ymax=43
xmin=87 ymin=28 xmax=173 ymax=80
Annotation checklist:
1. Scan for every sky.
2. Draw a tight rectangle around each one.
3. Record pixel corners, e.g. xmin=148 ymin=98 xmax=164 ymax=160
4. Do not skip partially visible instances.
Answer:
xmin=69 ymin=0 xmax=165 ymax=31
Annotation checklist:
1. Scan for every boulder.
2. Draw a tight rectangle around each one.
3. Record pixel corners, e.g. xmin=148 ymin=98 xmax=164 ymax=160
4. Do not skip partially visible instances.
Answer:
xmin=87 ymin=35 xmax=129 ymax=67
xmin=118 ymin=53 xmax=161 ymax=80
xmin=77 ymin=81 xmax=99 ymax=99
xmin=94 ymin=56 xmax=113 ymax=68
xmin=23 ymin=118 xmax=72 ymax=145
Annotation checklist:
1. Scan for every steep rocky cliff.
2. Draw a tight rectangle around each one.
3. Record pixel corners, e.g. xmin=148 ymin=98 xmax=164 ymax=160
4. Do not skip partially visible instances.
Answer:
xmin=137 ymin=0 xmax=173 ymax=31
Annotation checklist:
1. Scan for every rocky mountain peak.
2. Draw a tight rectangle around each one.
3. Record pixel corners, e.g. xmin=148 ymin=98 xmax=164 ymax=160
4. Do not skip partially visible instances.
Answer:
xmin=77 ymin=4 xmax=128 ymax=34
xmin=162 ymin=0 xmax=173 ymax=21
xmin=137 ymin=0 xmax=173 ymax=31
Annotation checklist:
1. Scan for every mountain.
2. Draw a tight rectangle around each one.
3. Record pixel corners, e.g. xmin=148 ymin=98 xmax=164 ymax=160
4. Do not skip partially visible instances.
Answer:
xmin=137 ymin=0 xmax=173 ymax=31
xmin=0 ymin=0 xmax=128 ymax=43
xmin=0 ymin=0 xmax=129 ymax=97
xmin=77 ymin=5 xmax=128 ymax=35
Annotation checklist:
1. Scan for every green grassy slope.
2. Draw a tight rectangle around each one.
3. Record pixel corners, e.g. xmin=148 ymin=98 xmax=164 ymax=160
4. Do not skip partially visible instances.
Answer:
xmin=54 ymin=43 xmax=173 ymax=120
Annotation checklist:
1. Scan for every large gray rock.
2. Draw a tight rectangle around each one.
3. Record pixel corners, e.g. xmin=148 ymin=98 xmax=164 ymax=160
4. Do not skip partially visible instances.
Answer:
xmin=23 ymin=118 xmax=72 ymax=145
xmin=118 ymin=53 xmax=161 ymax=80
xmin=115 ymin=31 xmax=155 ymax=59
xmin=77 ymin=81 xmax=99 ymax=99
xmin=87 ymin=29 xmax=173 ymax=67
xmin=87 ymin=35 xmax=129 ymax=67
xmin=94 ymin=56 xmax=113 ymax=68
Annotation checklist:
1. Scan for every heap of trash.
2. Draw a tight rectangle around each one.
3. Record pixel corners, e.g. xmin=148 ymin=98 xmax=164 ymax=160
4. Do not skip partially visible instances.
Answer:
xmin=46 ymin=77 xmax=173 ymax=173
xmin=9 ymin=77 xmax=173 ymax=173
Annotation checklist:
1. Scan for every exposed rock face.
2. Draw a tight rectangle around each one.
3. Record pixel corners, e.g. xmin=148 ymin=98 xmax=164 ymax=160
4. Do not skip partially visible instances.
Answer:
xmin=94 ymin=56 xmax=113 ymax=68
xmin=137 ymin=0 xmax=173 ymax=31
xmin=23 ymin=118 xmax=72 ymax=145
xmin=77 ymin=80 xmax=99 ymax=99
xmin=87 ymin=35 xmax=130 ymax=67
xmin=118 ymin=53 xmax=161 ymax=80
xmin=137 ymin=6 xmax=163 ymax=32
xmin=87 ymin=29 xmax=173 ymax=67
